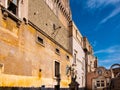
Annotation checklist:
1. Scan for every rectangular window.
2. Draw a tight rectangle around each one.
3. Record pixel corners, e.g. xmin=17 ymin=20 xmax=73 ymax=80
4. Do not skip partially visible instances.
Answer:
xmin=7 ymin=0 xmax=19 ymax=15
xmin=38 ymin=37 xmax=44 ymax=44
xmin=101 ymin=80 xmax=105 ymax=87
xmin=97 ymin=81 xmax=100 ymax=87
xmin=101 ymin=82 xmax=104 ymax=87
xmin=55 ymin=48 xmax=60 ymax=55
xmin=36 ymin=36 xmax=45 ymax=46
xmin=55 ymin=61 xmax=60 ymax=77
xmin=96 ymin=80 xmax=105 ymax=88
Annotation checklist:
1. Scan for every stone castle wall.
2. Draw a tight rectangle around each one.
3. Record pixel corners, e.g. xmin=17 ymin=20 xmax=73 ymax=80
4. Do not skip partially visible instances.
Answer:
xmin=28 ymin=0 xmax=70 ymax=51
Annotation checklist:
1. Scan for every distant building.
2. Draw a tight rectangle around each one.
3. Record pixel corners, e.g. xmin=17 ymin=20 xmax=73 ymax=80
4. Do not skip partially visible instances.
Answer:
xmin=87 ymin=64 xmax=120 ymax=90
xmin=69 ymin=21 xmax=85 ymax=89
xmin=82 ymin=36 xmax=98 ymax=89
xmin=87 ymin=67 xmax=111 ymax=90
xmin=82 ymin=37 xmax=98 ymax=73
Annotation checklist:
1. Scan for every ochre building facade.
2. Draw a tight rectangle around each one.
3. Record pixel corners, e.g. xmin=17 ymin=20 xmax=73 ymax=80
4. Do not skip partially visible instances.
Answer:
xmin=0 ymin=0 xmax=72 ymax=89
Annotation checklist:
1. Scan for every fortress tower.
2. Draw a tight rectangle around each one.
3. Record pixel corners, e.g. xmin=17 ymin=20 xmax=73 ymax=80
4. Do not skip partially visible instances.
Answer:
xmin=44 ymin=0 xmax=72 ymax=29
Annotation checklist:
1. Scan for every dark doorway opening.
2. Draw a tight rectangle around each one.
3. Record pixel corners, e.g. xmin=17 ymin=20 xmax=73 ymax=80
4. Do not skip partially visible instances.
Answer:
xmin=54 ymin=85 xmax=60 ymax=90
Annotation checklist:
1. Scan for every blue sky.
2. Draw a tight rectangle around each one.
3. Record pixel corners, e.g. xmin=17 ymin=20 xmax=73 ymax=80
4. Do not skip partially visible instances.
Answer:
xmin=70 ymin=0 xmax=120 ymax=69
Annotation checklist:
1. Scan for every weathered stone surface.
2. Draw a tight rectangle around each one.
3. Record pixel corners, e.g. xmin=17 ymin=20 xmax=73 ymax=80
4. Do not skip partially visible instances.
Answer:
xmin=28 ymin=0 xmax=70 ymax=51
xmin=0 ymin=16 xmax=71 ymax=87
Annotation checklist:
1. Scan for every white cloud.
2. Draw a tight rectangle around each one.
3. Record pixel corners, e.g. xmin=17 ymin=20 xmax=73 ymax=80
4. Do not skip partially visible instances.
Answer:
xmin=94 ymin=7 xmax=120 ymax=31
xmin=86 ymin=0 xmax=120 ymax=9
xmin=94 ymin=45 xmax=120 ymax=54
xmin=95 ymin=45 xmax=120 ymax=69
xmin=86 ymin=0 xmax=120 ymax=24
xmin=100 ymin=6 xmax=120 ymax=24
xmin=105 ymin=0 xmax=120 ymax=5
xmin=86 ymin=0 xmax=105 ymax=9
xmin=99 ymin=59 xmax=110 ymax=63
xmin=99 ymin=54 xmax=120 ymax=69
xmin=94 ymin=6 xmax=120 ymax=31
xmin=99 ymin=56 xmax=120 ymax=63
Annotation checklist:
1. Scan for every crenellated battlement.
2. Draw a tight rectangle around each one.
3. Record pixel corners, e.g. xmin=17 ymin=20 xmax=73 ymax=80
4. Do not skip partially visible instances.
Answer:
xmin=54 ymin=0 xmax=71 ymax=21
xmin=44 ymin=0 xmax=71 ymax=27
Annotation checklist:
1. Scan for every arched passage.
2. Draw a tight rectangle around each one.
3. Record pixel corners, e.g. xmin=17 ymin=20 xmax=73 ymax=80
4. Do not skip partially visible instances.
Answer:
xmin=110 ymin=63 xmax=120 ymax=78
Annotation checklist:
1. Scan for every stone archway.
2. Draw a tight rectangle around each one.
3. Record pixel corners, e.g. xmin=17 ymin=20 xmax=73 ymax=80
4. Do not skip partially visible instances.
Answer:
xmin=110 ymin=63 xmax=120 ymax=78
